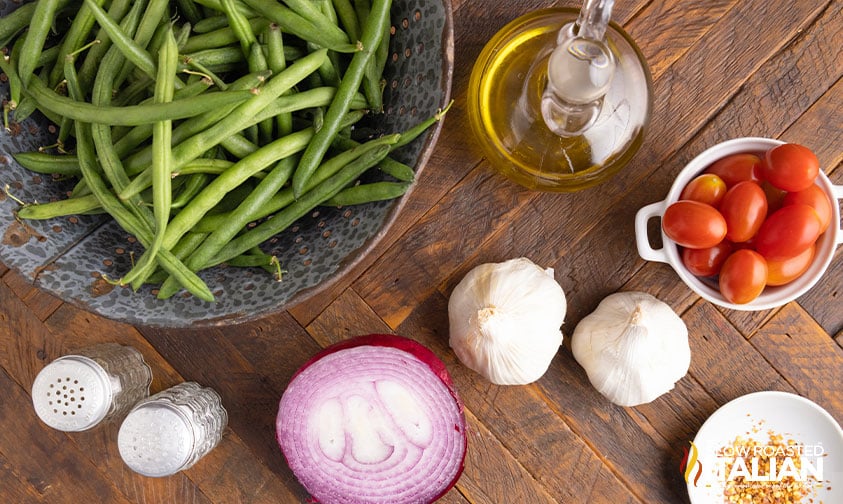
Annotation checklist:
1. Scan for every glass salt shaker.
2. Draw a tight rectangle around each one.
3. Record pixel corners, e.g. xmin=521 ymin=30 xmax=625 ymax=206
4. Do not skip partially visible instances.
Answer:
xmin=31 ymin=343 xmax=153 ymax=432
xmin=117 ymin=382 xmax=228 ymax=477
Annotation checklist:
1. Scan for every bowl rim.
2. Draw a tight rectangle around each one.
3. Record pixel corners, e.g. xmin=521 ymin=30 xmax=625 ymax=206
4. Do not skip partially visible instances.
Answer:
xmin=636 ymin=136 xmax=842 ymax=311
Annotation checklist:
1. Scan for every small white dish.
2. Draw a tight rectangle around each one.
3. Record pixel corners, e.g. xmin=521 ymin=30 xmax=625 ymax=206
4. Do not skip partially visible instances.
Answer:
xmin=686 ymin=391 xmax=843 ymax=503
xmin=635 ymin=137 xmax=843 ymax=311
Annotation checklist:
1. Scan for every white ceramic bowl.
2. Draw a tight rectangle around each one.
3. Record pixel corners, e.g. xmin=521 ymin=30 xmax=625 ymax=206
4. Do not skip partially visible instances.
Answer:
xmin=686 ymin=391 xmax=843 ymax=504
xmin=635 ymin=137 xmax=843 ymax=311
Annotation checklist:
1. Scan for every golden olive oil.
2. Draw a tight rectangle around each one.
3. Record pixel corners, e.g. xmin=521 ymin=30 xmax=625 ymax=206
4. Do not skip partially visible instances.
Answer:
xmin=467 ymin=8 xmax=652 ymax=192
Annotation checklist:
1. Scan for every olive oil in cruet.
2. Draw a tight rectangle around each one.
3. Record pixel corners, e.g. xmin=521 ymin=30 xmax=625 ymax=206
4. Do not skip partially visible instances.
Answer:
xmin=467 ymin=0 xmax=653 ymax=192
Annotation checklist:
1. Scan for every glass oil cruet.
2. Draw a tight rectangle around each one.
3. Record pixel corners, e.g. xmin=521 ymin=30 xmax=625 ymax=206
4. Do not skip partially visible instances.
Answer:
xmin=467 ymin=0 xmax=653 ymax=192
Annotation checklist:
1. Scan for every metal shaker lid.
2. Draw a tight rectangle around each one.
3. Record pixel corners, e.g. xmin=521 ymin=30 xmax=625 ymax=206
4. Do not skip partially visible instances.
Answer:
xmin=117 ymin=402 xmax=194 ymax=477
xmin=31 ymin=356 xmax=115 ymax=432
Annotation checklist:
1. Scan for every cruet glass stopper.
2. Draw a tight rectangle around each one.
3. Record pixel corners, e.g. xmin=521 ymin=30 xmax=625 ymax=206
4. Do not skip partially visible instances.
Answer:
xmin=541 ymin=0 xmax=617 ymax=136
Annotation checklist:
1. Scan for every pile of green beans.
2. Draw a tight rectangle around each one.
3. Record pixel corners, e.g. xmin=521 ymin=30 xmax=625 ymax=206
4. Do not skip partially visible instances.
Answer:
xmin=0 ymin=0 xmax=450 ymax=301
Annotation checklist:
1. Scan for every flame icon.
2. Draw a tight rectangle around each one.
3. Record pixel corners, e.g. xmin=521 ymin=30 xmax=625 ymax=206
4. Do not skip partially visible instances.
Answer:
xmin=680 ymin=441 xmax=703 ymax=486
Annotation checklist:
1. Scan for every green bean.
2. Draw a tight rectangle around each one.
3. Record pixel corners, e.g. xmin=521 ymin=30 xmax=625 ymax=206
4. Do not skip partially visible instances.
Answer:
xmin=17 ymin=194 xmax=103 ymax=220
xmin=292 ymin=0 xmax=390 ymax=197
xmin=175 ymin=0 xmax=204 ymax=26
xmin=74 ymin=120 xmax=214 ymax=301
xmin=121 ymin=26 xmax=179 ymax=288
xmin=193 ymin=132 xmax=398 ymax=231
xmin=24 ymin=77 xmax=253 ymax=125
xmin=193 ymin=15 xmax=233 ymax=34
xmin=220 ymin=0 xmax=256 ymax=56
xmin=0 ymin=3 xmax=38 ymax=49
xmin=158 ymin=155 xmax=298 ymax=296
xmin=332 ymin=0 xmax=361 ymax=43
xmin=265 ymin=23 xmax=293 ymax=137
xmin=171 ymin=174 xmax=212 ymax=209
xmin=180 ymin=18 xmax=271 ymax=53
xmin=83 ymin=0 xmax=169 ymax=86
xmin=279 ymin=0 xmax=347 ymax=41
xmin=78 ymin=0 xmax=134 ymax=93
xmin=241 ymin=0 xmax=350 ymax=51
xmin=46 ymin=0 xmax=106 ymax=87
xmin=16 ymin=0 xmax=61 ymax=86
xmin=391 ymin=99 xmax=454 ymax=150
xmin=161 ymin=128 xmax=315 ymax=249
xmin=114 ymin=0 xmax=172 ymax=87
xmin=192 ymin=0 xmax=259 ymax=18
xmin=164 ymin=48 xmax=326 ymax=169
xmin=11 ymin=151 xmax=80 ymax=176
xmin=323 ymin=180 xmax=410 ymax=206
xmin=331 ymin=135 xmax=414 ymax=181
xmin=119 ymin=159 xmax=236 ymax=200
xmin=119 ymin=70 xmax=272 ymax=174
xmin=210 ymin=144 xmax=391 ymax=267
xmin=0 ymin=54 xmax=22 ymax=110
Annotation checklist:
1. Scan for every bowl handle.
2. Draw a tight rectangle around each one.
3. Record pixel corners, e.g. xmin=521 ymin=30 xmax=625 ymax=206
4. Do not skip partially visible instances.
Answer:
xmin=833 ymin=183 xmax=843 ymax=245
xmin=634 ymin=201 xmax=670 ymax=263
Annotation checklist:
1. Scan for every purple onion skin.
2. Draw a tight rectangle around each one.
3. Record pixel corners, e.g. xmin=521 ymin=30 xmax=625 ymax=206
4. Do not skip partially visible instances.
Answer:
xmin=278 ymin=334 xmax=467 ymax=503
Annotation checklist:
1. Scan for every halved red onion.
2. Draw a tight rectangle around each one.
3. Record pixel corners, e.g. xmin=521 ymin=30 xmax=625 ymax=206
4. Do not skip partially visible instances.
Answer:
xmin=276 ymin=334 xmax=467 ymax=504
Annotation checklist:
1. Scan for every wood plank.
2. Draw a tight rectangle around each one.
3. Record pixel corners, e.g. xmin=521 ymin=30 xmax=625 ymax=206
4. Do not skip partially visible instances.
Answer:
xmin=749 ymin=302 xmax=843 ymax=418
xmin=457 ymin=409 xmax=560 ymax=504
xmin=0 ymin=450 xmax=47 ymax=504
xmin=2 ymin=269 xmax=62 ymax=322
xmin=0 ymin=366 xmax=134 ymax=504
xmin=684 ymin=300 xmax=796 ymax=401
xmin=140 ymin=318 xmax=314 ymax=502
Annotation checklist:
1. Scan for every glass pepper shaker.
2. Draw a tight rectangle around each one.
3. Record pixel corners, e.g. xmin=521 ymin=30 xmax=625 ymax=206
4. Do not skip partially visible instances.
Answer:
xmin=31 ymin=343 xmax=153 ymax=432
xmin=117 ymin=382 xmax=228 ymax=477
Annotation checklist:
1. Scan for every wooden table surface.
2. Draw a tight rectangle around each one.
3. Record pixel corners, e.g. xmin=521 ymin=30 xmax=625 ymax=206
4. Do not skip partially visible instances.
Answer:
xmin=1 ymin=0 xmax=842 ymax=502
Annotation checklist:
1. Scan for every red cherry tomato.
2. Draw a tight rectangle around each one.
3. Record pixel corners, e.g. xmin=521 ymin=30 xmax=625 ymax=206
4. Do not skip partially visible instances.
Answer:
xmin=680 ymin=174 xmax=728 ymax=207
xmin=681 ymin=241 xmax=733 ymax=277
xmin=766 ymin=244 xmax=815 ymax=286
xmin=662 ymin=201 xmax=728 ymax=249
xmin=704 ymin=153 xmax=762 ymax=187
xmin=783 ymin=183 xmax=832 ymax=233
xmin=755 ymin=204 xmax=822 ymax=261
xmin=761 ymin=143 xmax=819 ymax=192
xmin=719 ymin=181 xmax=768 ymax=243
xmin=718 ymin=249 xmax=768 ymax=304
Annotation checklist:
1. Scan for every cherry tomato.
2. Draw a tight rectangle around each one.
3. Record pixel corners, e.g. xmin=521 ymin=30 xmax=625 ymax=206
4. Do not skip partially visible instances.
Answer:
xmin=718 ymin=249 xmax=768 ymax=304
xmin=783 ymin=183 xmax=832 ymax=233
xmin=719 ymin=181 xmax=768 ymax=243
xmin=766 ymin=244 xmax=815 ymax=286
xmin=680 ymin=174 xmax=728 ymax=207
xmin=761 ymin=143 xmax=819 ymax=192
xmin=704 ymin=153 xmax=762 ymax=187
xmin=761 ymin=180 xmax=787 ymax=213
xmin=681 ymin=241 xmax=733 ymax=277
xmin=755 ymin=204 xmax=822 ymax=260
xmin=662 ymin=200 xmax=728 ymax=249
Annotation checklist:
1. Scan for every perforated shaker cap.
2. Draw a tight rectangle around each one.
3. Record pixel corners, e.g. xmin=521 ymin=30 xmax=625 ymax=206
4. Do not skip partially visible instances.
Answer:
xmin=31 ymin=356 xmax=114 ymax=432
xmin=117 ymin=402 xmax=194 ymax=477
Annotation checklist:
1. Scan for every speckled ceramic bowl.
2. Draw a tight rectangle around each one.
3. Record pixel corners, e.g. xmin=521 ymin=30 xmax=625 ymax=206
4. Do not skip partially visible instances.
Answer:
xmin=635 ymin=137 xmax=843 ymax=311
xmin=0 ymin=0 xmax=454 ymax=327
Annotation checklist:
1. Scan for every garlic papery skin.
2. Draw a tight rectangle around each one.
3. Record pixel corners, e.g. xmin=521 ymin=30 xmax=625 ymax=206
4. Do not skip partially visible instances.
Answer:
xmin=571 ymin=291 xmax=689 ymax=407
xmin=448 ymin=257 xmax=567 ymax=385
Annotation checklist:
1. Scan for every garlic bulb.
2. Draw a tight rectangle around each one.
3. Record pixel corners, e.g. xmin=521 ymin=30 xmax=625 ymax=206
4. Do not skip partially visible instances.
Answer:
xmin=571 ymin=291 xmax=689 ymax=407
xmin=448 ymin=257 xmax=567 ymax=385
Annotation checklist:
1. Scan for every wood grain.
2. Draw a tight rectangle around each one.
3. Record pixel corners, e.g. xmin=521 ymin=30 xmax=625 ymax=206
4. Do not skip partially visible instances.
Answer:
xmin=1 ymin=0 xmax=842 ymax=502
